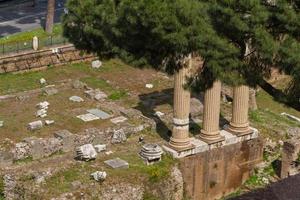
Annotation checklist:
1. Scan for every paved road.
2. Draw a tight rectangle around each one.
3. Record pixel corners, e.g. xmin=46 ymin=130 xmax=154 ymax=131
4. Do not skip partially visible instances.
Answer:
xmin=0 ymin=0 xmax=66 ymax=37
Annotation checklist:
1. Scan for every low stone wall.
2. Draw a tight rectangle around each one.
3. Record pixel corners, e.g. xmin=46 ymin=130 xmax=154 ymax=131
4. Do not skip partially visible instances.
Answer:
xmin=180 ymin=137 xmax=263 ymax=200
xmin=0 ymin=44 xmax=96 ymax=74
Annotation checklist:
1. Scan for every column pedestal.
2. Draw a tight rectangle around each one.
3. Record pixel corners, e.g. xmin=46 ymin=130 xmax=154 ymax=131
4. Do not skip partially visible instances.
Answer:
xmin=199 ymin=80 xmax=224 ymax=144
xmin=169 ymin=56 xmax=193 ymax=151
xmin=227 ymin=85 xmax=253 ymax=136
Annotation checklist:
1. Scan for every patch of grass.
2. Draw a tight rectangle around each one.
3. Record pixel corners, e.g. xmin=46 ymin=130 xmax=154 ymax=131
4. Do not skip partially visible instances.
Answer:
xmin=143 ymin=192 xmax=159 ymax=200
xmin=0 ymin=176 xmax=4 ymax=200
xmin=80 ymin=76 xmax=128 ymax=101
xmin=14 ymin=156 xmax=33 ymax=164
xmin=256 ymin=89 xmax=300 ymax=118
xmin=45 ymin=166 xmax=83 ymax=193
xmin=249 ymin=110 xmax=264 ymax=123
xmin=221 ymin=189 xmax=242 ymax=200
xmin=108 ymin=90 xmax=128 ymax=100
xmin=0 ymin=24 xmax=62 ymax=45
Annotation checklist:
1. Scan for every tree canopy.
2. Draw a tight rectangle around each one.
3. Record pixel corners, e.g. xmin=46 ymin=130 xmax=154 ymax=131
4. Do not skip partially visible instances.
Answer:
xmin=63 ymin=0 xmax=300 ymax=96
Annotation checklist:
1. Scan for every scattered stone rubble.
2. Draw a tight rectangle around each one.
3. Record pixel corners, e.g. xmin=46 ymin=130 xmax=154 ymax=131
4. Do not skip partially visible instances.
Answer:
xmin=91 ymin=60 xmax=102 ymax=69
xmin=140 ymin=143 xmax=163 ymax=165
xmin=111 ymin=129 xmax=127 ymax=144
xmin=43 ymin=86 xmax=58 ymax=96
xmin=84 ymin=89 xmax=107 ymax=101
xmin=36 ymin=101 xmax=50 ymax=118
xmin=75 ymin=144 xmax=97 ymax=161
xmin=90 ymin=171 xmax=107 ymax=182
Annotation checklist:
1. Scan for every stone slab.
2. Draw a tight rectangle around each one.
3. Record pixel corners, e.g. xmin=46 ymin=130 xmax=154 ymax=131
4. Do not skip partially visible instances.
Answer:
xmin=110 ymin=116 xmax=128 ymax=124
xmin=77 ymin=113 xmax=100 ymax=122
xmin=0 ymin=121 xmax=3 ymax=127
xmin=23 ymin=137 xmax=44 ymax=160
xmin=87 ymin=109 xmax=111 ymax=120
xmin=104 ymin=158 xmax=129 ymax=169
xmin=69 ymin=96 xmax=84 ymax=102
xmin=54 ymin=130 xmax=75 ymax=152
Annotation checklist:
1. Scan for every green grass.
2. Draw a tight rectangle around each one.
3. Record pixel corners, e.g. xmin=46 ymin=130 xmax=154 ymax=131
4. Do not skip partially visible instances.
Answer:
xmin=80 ymin=76 xmax=128 ymax=101
xmin=0 ymin=176 xmax=4 ymax=200
xmin=0 ymin=24 xmax=63 ymax=45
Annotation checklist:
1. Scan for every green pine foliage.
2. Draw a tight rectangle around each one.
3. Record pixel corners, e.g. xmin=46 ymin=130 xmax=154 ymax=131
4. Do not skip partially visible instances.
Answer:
xmin=63 ymin=0 xmax=300 ymax=96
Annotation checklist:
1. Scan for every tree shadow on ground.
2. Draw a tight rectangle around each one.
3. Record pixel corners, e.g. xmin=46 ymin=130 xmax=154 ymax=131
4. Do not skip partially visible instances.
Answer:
xmin=135 ymin=88 xmax=229 ymax=141
xmin=135 ymin=88 xmax=173 ymax=142
xmin=259 ymin=79 xmax=300 ymax=111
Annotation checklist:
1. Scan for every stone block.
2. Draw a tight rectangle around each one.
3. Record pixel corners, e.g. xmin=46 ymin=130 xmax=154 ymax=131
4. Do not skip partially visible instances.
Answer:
xmin=28 ymin=120 xmax=43 ymax=131
xmin=104 ymin=158 xmax=129 ymax=169
xmin=75 ymin=144 xmax=97 ymax=161
xmin=0 ymin=121 xmax=3 ymax=127
xmin=87 ymin=109 xmax=111 ymax=119
xmin=77 ymin=113 xmax=100 ymax=122
xmin=23 ymin=137 xmax=45 ymax=160
xmin=94 ymin=144 xmax=107 ymax=153
xmin=43 ymin=86 xmax=58 ymax=96
xmin=0 ymin=151 xmax=13 ymax=167
xmin=54 ymin=130 xmax=75 ymax=152
xmin=111 ymin=129 xmax=127 ymax=144
xmin=92 ymin=60 xmax=102 ymax=69
xmin=110 ymin=116 xmax=128 ymax=124
xmin=69 ymin=96 xmax=84 ymax=102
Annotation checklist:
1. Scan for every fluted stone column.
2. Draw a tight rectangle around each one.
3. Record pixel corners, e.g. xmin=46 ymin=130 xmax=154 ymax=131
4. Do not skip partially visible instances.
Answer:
xmin=228 ymin=85 xmax=252 ymax=136
xmin=199 ymin=80 xmax=224 ymax=143
xmin=169 ymin=57 xmax=192 ymax=150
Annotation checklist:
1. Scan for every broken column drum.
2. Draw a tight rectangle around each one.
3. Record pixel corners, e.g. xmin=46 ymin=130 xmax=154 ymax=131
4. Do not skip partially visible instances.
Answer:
xmin=169 ymin=56 xmax=192 ymax=150
xmin=140 ymin=143 xmax=163 ymax=165
xmin=228 ymin=85 xmax=252 ymax=136
xmin=200 ymin=80 xmax=224 ymax=143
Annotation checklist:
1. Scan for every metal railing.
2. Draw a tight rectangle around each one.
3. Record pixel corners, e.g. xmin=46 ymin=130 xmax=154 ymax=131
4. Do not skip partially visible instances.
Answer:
xmin=0 ymin=35 xmax=68 ymax=56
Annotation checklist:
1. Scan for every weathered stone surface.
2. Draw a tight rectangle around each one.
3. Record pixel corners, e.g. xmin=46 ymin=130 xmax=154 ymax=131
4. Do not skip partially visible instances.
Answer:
xmin=101 ymin=183 xmax=143 ymax=200
xmin=23 ymin=137 xmax=45 ymax=160
xmin=75 ymin=144 xmax=97 ymax=161
xmin=28 ymin=120 xmax=43 ymax=131
xmin=287 ymin=127 xmax=300 ymax=137
xmin=36 ymin=101 xmax=49 ymax=109
xmin=140 ymin=143 xmax=163 ymax=165
xmin=0 ymin=150 xmax=13 ymax=167
xmin=54 ymin=130 xmax=75 ymax=152
xmin=87 ymin=109 xmax=111 ymax=119
xmin=72 ymin=80 xmax=86 ymax=89
xmin=40 ymin=78 xmax=46 ymax=85
xmin=90 ymin=171 xmax=107 ymax=182
xmin=45 ymin=120 xmax=55 ymax=125
xmin=94 ymin=144 xmax=107 ymax=153
xmin=0 ymin=120 xmax=3 ymax=127
xmin=14 ymin=142 xmax=30 ymax=160
xmin=111 ymin=129 xmax=127 ymax=144
xmin=104 ymin=158 xmax=129 ymax=169
xmin=190 ymin=97 xmax=204 ymax=117
xmin=94 ymin=89 xmax=108 ymax=101
xmin=145 ymin=84 xmax=154 ymax=89
xmin=92 ymin=60 xmax=102 ymax=69
xmin=110 ymin=116 xmax=128 ymax=124
xmin=180 ymin=138 xmax=263 ymax=200
xmin=3 ymin=174 xmax=23 ymax=200
xmin=69 ymin=96 xmax=84 ymax=102
xmin=43 ymin=87 xmax=58 ymax=96
xmin=36 ymin=109 xmax=47 ymax=118
xmin=281 ymin=139 xmax=300 ymax=178
xmin=77 ymin=113 xmax=100 ymax=122
xmin=42 ymin=137 xmax=62 ymax=156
